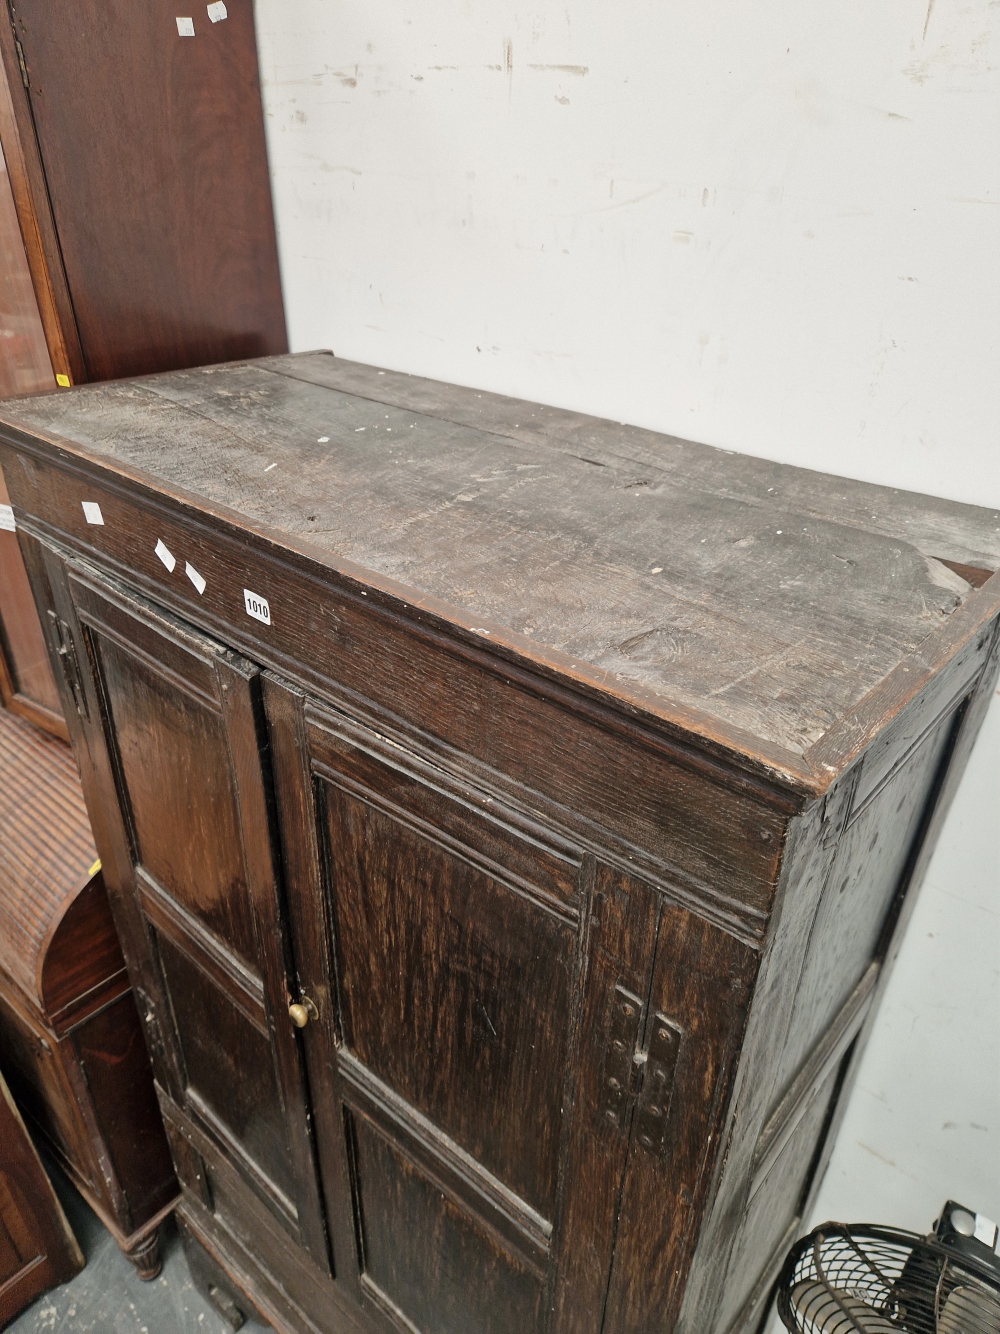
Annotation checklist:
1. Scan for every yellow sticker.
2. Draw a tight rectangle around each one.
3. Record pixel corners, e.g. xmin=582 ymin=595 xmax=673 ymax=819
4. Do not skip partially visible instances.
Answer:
xmin=56 ymin=373 xmax=71 ymax=387
xmin=88 ymin=858 xmax=102 ymax=876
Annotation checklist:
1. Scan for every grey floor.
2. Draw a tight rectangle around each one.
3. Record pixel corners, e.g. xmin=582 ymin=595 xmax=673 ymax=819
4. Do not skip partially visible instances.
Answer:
xmin=8 ymin=1160 xmax=272 ymax=1334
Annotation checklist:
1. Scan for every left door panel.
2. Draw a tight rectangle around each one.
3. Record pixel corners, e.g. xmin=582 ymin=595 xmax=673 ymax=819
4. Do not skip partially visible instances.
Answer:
xmin=32 ymin=551 xmax=332 ymax=1279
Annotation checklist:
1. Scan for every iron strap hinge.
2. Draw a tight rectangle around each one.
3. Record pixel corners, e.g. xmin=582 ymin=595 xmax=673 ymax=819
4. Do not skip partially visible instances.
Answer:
xmin=47 ymin=610 xmax=89 ymax=720
xmin=598 ymin=983 xmax=684 ymax=1158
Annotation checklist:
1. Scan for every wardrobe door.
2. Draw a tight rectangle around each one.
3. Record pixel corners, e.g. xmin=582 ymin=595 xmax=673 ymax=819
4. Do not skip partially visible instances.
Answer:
xmin=48 ymin=561 xmax=329 ymax=1274
xmin=264 ymin=676 xmax=667 ymax=1334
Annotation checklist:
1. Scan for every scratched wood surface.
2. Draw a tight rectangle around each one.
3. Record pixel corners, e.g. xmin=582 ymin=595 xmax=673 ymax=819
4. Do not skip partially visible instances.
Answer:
xmin=3 ymin=359 xmax=1000 ymax=1334
xmin=3 ymin=354 xmax=997 ymax=755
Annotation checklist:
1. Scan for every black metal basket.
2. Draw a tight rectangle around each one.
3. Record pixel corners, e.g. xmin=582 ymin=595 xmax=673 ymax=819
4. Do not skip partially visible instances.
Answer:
xmin=775 ymin=1221 xmax=1000 ymax=1333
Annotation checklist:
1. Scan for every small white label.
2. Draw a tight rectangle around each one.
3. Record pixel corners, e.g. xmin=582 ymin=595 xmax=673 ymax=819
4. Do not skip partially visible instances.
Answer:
xmin=244 ymin=589 xmax=271 ymax=625
xmin=176 ymin=16 xmax=195 ymax=35
xmin=206 ymin=1 xmax=227 ymax=20
xmin=185 ymin=561 xmax=207 ymax=595
xmin=154 ymin=539 xmax=176 ymax=573
xmin=81 ymin=501 xmax=104 ymax=525
xmin=0 ymin=504 xmax=15 ymax=532
xmin=975 ymin=1214 xmax=998 ymax=1247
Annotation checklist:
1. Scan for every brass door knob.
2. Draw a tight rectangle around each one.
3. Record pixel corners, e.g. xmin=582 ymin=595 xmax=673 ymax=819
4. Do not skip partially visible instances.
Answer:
xmin=289 ymin=994 xmax=321 ymax=1028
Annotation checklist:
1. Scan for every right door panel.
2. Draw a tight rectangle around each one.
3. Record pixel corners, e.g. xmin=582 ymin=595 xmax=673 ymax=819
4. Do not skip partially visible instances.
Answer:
xmin=263 ymin=677 xmax=666 ymax=1334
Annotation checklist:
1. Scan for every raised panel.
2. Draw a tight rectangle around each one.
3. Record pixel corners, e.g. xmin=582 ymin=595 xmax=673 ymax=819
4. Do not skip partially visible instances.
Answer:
xmin=155 ymin=927 xmax=295 ymax=1223
xmin=320 ymin=776 xmax=576 ymax=1222
xmin=90 ymin=630 xmax=260 ymax=969
xmin=773 ymin=708 xmax=957 ymax=1096
xmin=351 ymin=1114 xmax=545 ymax=1334
xmin=0 ymin=1071 xmax=82 ymax=1322
xmin=56 ymin=570 xmax=331 ymax=1274
xmin=717 ymin=1063 xmax=842 ymax=1333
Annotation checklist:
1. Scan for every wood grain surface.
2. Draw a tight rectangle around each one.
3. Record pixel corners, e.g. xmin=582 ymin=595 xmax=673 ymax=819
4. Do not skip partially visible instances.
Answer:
xmin=4 ymin=0 xmax=285 ymax=382
xmin=1 ymin=353 xmax=996 ymax=761
xmin=0 ymin=1068 xmax=83 ymax=1323
xmin=0 ymin=706 xmax=96 ymax=1004
xmin=3 ymin=358 xmax=998 ymax=1334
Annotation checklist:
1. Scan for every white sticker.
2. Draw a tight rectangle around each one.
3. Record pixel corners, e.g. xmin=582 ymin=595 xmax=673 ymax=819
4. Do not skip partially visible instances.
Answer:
xmin=0 ymin=504 xmax=15 ymax=533
xmin=185 ymin=562 xmax=207 ymax=595
xmin=176 ymin=16 xmax=195 ymax=35
xmin=82 ymin=501 xmax=104 ymax=525
xmin=154 ymin=539 xmax=176 ymax=573
xmin=206 ymin=1 xmax=227 ymax=20
xmin=244 ymin=589 xmax=270 ymax=625
xmin=975 ymin=1214 xmax=998 ymax=1246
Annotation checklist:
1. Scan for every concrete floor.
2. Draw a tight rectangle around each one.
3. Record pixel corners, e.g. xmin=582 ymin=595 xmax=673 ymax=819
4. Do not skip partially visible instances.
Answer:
xmin=8 ymin=1162 xmax=272 ymax=1334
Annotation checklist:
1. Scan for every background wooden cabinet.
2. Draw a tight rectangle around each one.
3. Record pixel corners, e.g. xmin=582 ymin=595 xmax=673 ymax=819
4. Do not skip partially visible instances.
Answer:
xmin=2 ymin=354 xmax=998 ymax=1333
xmin=1 ymin=0 xmax=286 ymax=723
xmin=0 ymin=0 xmax=285 ymax=388
xmin=0 ymin=1069 xmax=83 ymax=1325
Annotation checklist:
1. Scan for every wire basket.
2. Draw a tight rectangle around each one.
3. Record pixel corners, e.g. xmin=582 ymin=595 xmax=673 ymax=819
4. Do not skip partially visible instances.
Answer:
xmin=775 ymin=1223 xmax=1000 ymax=1333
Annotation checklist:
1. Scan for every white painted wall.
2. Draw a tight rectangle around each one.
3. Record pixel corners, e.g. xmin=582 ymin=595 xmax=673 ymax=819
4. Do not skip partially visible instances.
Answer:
xmin=253 ymin=0 xmax=999 ymax=1301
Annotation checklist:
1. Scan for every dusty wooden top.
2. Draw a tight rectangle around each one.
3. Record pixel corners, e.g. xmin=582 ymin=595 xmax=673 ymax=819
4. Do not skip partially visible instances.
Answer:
xmin=2 ymin=352 xmax=998 ymax=767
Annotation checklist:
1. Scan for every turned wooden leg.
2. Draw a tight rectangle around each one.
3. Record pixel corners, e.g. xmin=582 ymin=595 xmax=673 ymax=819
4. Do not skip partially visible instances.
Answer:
xmin=125 ymin=1225 xmax=162 ymax=1280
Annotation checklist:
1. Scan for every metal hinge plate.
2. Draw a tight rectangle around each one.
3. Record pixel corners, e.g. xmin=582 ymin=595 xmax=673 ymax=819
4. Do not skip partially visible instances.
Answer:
xmin=634 ymin=1013 xmax=683 ymax=1157
xmin=598 ymin=984 xmax=643 ymax=1131
xmin=47 ymin=610 xmax=89 ymax=719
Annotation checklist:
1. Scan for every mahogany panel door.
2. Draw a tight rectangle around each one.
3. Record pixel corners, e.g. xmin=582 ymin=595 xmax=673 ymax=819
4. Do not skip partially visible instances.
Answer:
xmin=5 ymin=0 xmax=286 ymax=381
xmin=0 ymin=1068 xmax=83 ymax=1324
xmin=50 ymin=562 xmax=329 ymax=1274
xmin=263 ymin=675 xmax=750 ymax=1334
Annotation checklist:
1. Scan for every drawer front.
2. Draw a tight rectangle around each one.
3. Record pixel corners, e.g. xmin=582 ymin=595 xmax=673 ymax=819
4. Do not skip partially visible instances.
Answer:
xmin=5 ymin=444 xmax=788 ymax=942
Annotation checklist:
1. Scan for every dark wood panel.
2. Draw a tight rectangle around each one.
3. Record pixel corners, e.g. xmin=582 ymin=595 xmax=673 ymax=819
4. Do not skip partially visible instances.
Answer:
xmin=259 ymin=671 xmax=361 ymax=1305
xmin=9 ymin=0 xmax=286 ymax=382
xmin=0 ymin=1068 xmax=82 ymax=1323
xmin=40 ymin=874 xmax=126 ymax=1027
xmin=0 ymin=100 xmax=54 ymax=397
xmin=87 ymin=622 xmax=262 ymax=969
xmin=0 ymin=467 xmax=65 ymax=733
xmin=321 ymin=778 xmax=576 ymax=1221
xmin=40 ymin=565 xmax=332 ymax=1280
xmin=72 ymin=992 xmax=178 ymax=1231
xmin=0 ymin=42 xmax=84 ymax=386
xmin=771 ymin=708 xmax=957 ymax=1100
xmin=351 ymin=1114 xmax=546 ymax=1334
xmin=0 ymin=990 xmax=98 ymax=1193
xmin=338 ymin=1050 xmax=550 ymax=1271
xmin=717 ymin=1063 xmax=842 ymax=1334
xmin=549 ymin=865 xmax=662 ymax=1332
xmin=602 ymin=905 xmax=759 ymax=1333
xmin=165 ymin=1095 xmax=361 ymax=1334
xmin=155 ymin=929 xmax=295 ymax=1221
xmin=307 ymin=710 xmax=583 ymax=912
